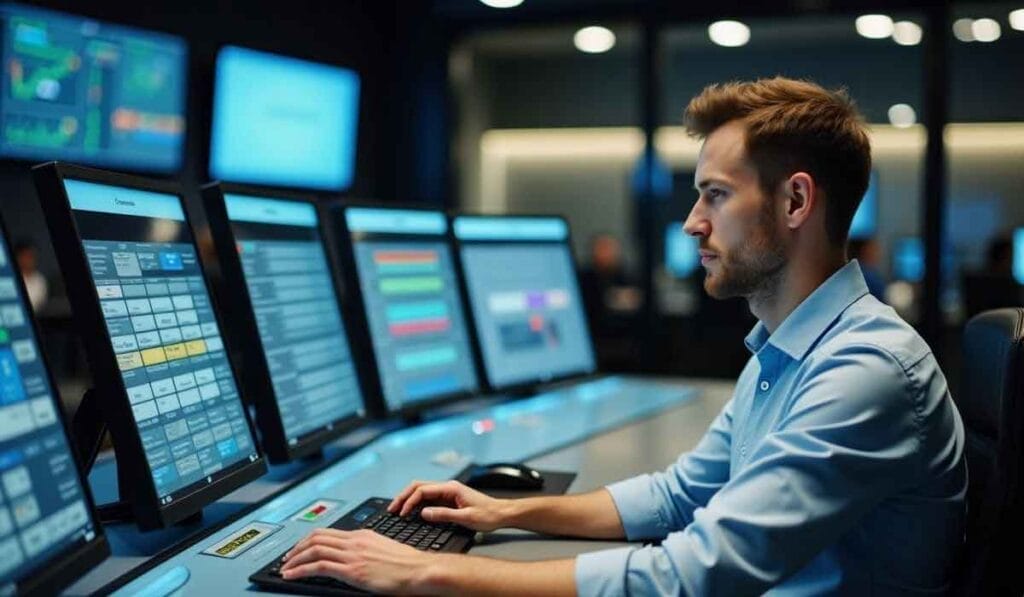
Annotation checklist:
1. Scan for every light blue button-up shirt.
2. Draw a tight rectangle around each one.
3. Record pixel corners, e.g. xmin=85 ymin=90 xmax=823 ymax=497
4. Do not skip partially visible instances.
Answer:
xmin=576 ymin=261 xmax=966 ymax=595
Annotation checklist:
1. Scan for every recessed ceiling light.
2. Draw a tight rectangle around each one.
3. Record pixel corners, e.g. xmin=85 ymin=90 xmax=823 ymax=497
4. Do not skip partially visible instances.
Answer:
xmin=478 ymin=0 xmax=524 ymax=7
xmin=972 ymin=18 xmax=1002 ymax=42
xmin=888 ymin=103 xmax=917 ymax=128
xmin=892 ymin=21 xmax=923 ymax=46
xmin=708 ymin=20 xmax=751 ymax=47
xmin=573 ymin=26 xmax=616 ymax=54
xmin=855 ymin=14 xmax=894 ymax=39
xmin=1010 ymin=8 xmax=1024 ymax=31
xmin=953 ymin=18 xmax=975 ymax=41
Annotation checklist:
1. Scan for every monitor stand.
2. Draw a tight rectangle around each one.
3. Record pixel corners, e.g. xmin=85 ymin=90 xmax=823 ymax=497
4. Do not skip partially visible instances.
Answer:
xmin=73 ymin=388 xmax=202 ymax=527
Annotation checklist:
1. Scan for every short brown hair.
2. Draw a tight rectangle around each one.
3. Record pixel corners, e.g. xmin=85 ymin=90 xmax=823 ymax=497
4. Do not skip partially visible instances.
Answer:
xmin=684 ymin=77 xmax=872 ymax=247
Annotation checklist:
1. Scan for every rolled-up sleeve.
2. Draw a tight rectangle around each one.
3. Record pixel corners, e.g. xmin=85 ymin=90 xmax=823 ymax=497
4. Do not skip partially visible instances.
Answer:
xmin=576 ymin=345 xmax=924 ymax=596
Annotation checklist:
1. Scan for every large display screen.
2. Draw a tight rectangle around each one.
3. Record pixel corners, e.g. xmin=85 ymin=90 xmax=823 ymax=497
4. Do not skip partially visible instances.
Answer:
xmin=210 ymin=46 xmax=360 ymax=191
xmin=224 ymin=194 xmax=363 ymax=444
xmin=346 ymin=208 xmax=477 ymax=411
xmin=64 ymin=179 xmax=258 ymax=504
xmin=0 ymin=226 xmax=99 ymax=585
xmin=0 ymin=4 xmax=187 ymax=171
xmin=455 ymin=216 xmax=595 ymax=389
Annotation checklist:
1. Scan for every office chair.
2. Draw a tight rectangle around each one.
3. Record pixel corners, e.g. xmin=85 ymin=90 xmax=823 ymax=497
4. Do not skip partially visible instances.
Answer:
xmin=955 ymin=308 xmax=1024 ymax=595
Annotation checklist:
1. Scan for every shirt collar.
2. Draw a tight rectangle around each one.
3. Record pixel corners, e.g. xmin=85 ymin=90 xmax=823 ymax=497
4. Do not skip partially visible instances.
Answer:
xmin=744 ymin=260 xmax=870 ymax=360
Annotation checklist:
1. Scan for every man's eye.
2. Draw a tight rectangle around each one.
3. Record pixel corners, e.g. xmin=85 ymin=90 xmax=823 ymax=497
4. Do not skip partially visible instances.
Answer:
xmin=707 ymin=189 xmax=724 ymax=200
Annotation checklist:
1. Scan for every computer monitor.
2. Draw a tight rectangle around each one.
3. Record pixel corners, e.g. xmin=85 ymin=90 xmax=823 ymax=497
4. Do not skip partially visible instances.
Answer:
xmin=665 ymin=222 xmax=699 ymax=278
xmin=335 ymin=206 xmax=479 ymax=417
xmin=33 ymin=163 xmax=265 ymax=530
xmin=200 ymin=183 xmax=366 ymax=462
xmin=892 ymin=237 xmax=924 ymax=283
xmin=0 ymin=4 xmax=187 ymax=172
xmin=848 ymin=170 xmax=878 ymax=240
xmin=209 ymin=46 xmax=360 ymax=191
xmin=0 ymin=208 xmax=109 ymax=593
xmin=453 ymin=215 xmax=597 ymax=392
xmin=1014 ymin=228 xmax=1024 ymax=285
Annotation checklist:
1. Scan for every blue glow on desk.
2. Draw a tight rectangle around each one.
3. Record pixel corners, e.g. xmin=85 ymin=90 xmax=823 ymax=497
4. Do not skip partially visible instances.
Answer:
xmin=104 ymin=376 xmax=695 ymax=596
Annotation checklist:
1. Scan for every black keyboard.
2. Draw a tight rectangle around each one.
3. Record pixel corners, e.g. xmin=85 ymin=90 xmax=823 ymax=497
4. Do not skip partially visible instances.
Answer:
xmin=250 ymin=497 xmax=475 ymax=595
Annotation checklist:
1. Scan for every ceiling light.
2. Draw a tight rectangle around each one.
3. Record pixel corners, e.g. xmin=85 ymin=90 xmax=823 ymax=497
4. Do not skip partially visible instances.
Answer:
xmin=972 ymin=18 xmax=1002 ymax=42
xmin=708 ymin=20 xmax=751 ymax=47
xmin=478 ymin=0 xmax=524 ymax=7
xmin=573 ymin=26 xmax=616 ymax=54
xmin=1011 ymin=9 xmax=1024 ymax=31
xmin=953 ymin=18 xmax=975 ymax=41
xmin=855 ymin=14 xmax=894 ymax=39
xmin=888 ymin=103 xmax=917 ymax=128
xmin=892 ymin=21 xmax=923 ymax=46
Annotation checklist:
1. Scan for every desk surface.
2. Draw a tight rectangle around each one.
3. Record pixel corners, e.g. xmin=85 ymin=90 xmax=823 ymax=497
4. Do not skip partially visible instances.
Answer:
xmin=68 ymin=376 xmax=733 ymax=596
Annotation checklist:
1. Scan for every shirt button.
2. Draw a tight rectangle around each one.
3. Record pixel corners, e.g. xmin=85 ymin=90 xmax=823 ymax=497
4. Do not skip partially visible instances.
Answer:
xmin=759 ymin=380 xmax=770 ymax=392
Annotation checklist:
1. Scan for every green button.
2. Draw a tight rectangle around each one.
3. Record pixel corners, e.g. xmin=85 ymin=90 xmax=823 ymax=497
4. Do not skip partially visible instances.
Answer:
xmin=0 ymin=329 xmax=8 ymax=344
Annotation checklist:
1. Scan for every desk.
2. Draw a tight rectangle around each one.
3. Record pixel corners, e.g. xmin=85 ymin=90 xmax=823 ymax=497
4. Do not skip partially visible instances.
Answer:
xmin=67 ymin=376 xmax=733 ymax=596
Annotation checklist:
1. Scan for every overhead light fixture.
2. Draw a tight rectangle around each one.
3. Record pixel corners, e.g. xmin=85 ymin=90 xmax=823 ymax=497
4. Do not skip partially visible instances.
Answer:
xmin=888 ymin=103 xmax=917 ymax=128
xmin=892 ymin=21 xmax=923 ymax=46
xmin=1011 ymin=8 xmax=1024 ymax=31
xmin=972 ymin=17 xmax=1002 ymax=42
xmin=478 ymin=0 xmax=524 ymax=7
xmin=953 ymin=18 xmax=976 ymax=41
xmin=708 ymin=20 xmax=751 ymax=47
xmin=855 ymin=14 xmax=894 ymax=39
xmin=574 ymin=26 xmax=616 ymax=54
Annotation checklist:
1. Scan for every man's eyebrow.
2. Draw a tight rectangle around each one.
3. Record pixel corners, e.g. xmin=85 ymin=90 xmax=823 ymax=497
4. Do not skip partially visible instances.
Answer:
xmin=695 ymin=178 xmax=729 ymax=191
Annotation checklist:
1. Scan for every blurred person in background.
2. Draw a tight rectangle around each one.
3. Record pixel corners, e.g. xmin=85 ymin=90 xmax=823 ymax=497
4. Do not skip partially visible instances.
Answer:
xmin=14 ymin=240 xmax=48 ymax=311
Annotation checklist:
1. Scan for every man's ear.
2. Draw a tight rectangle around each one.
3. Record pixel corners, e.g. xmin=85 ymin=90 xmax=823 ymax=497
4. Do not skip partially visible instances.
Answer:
xmin=783 ymin=172 xmax=816 ymax=230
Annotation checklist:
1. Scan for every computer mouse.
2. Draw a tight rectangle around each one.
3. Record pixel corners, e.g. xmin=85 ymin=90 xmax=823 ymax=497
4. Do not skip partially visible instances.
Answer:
xmin=465 ymin=462 xmax=545 ymax=491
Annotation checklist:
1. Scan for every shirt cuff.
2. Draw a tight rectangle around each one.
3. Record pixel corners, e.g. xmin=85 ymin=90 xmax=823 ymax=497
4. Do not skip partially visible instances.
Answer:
xmin=607 ymin=475 xmax=669 ymax=540
xmin=575 ymin=546 xmax=634 ymax=597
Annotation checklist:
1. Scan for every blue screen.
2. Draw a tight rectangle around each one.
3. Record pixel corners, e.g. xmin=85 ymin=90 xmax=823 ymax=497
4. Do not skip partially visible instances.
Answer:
xmin=454 ymin=216 xmax=596 ymax=389
xmin=224 ymin=194 xmax=364 ymax=442
xmin=0 ymin=225 xmax=100 ymax=586
xmin=848 ymin=171 xmax=878 ymax=240
xmin=210 ymin=46 xmax=360 ymax=191
xmin=0 ymin=4 xmax=186 ymax=172
xmin=665 ymin=222 xmax=699 ymax=278
xmin=892 ymin=237 xmax=924 ymax=282
xmin=346 ymin=208 xmax=478 ymax=411
xmin=64 ymin=180 xmax=259 ymax=503
xmin=1014 ymin=228 xmax=1024 ymax=285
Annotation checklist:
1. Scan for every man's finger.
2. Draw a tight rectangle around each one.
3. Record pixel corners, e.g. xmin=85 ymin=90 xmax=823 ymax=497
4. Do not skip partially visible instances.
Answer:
xmin=389 ymin=480 xmax=429 ymax=512
xmin=281 ymin=544 xmax=354 ymax=572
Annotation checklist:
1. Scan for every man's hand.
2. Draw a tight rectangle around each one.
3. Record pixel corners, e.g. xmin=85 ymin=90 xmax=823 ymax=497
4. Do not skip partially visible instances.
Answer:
xmin=388 ymin=480 xmax=510 ymax=532
xmin=280 ymin=528 xmax=445 ymax=594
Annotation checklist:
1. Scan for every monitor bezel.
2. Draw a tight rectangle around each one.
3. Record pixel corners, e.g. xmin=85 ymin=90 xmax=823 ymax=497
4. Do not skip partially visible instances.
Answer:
xmin=451 ymin=212 xmax=599 ymax=395
xmin=0 ymin=4 xmax=189 ymax=176
xmin=207 ymin=44 xmax=361 ymax=194
xmin=327 ymin=200 xmax=482 ymax=419
xmin=199 ymin=181 xmax=368 ymax=463
xmin=32 ymin=161 xmax=266 ymax=530
xmin=0 ymin=203 xmax=111 ymax=594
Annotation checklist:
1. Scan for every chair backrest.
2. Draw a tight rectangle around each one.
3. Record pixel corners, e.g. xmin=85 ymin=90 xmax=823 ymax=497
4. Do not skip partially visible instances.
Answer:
xmin=955 ymin=307 xmax=1024 ymax=595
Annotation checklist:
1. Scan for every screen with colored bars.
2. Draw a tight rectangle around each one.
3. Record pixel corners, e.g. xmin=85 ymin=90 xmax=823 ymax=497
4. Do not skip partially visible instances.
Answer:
xmin=454 ymin=216 xmax=596 ymax=389
xmin=0 ymin=228 xmax=98 ymax=584
xmin=210 ymin=46 xmax=360 ymax=191
xmin=0 ymin=4 xmax=187 ymax=172
xmin=346 ymin=208 xmax=478 ymax=411
xmin=224 ymin=194 xmax=363 ymax=443
xmin=63 ymin=179 xmax=257 ymax=504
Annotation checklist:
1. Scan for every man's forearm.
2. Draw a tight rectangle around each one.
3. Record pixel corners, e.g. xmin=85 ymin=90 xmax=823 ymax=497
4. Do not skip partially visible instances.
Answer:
xmin=503 ymin=488 xmax=625 ymax=539
xmin=426 ymin=554 xmax=576 ymax=597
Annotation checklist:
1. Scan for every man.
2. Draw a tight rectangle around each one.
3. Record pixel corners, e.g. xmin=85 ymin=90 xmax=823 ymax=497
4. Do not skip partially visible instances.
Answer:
xmin=280 ymin=77 xmax=966 ymax=595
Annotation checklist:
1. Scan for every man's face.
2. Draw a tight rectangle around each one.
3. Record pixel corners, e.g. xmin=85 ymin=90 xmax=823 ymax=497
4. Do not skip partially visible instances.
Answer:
xmin=683 ymin=120 xmax=787 ymax=299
